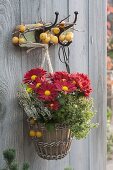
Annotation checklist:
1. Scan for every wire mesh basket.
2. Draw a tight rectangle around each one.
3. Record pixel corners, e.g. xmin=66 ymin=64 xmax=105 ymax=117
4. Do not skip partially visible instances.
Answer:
xmin=28 ymin=122 xmax=73 ymax=160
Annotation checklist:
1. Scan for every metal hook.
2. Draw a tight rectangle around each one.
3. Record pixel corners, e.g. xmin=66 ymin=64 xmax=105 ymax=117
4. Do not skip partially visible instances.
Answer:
xmin=57 ymin=11 xmax=78 ymax=46
xmin=73 ymin=11 xmax=79 ymax=24
xmin=58 ymin=46 xmax=70 ymax=73
xmin=35 ymin=12 xmax=59 ymax=43
xmin=45 ymin=12 xmax=59 ymax=31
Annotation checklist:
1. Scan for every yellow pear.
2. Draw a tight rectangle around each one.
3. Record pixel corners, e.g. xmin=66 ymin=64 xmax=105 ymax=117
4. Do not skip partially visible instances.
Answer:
xmin=59 ymin=21 xmax=65 ymax=28
xmin=40 ymin=32 xmax=47 ymax=40
xmin=29 ymin=130 xmax=36 ymax=137
xmin=19 ymin=37 xmax=26 ymax=44
xmin=52 ymin=27 xmax=60 ymax=34
xmin=65 ymin=33 xmax=73 ymax=42
xmin=12 ymin=37 xmax=19 ymax=45
xmin=66 ymin=32 xmax=74 ymax=38
xmin=50 ymin=36 xmax=58 ymax=44
xmin=43 ymin=36 xmax=50 ymax=44
xmin=59 ymin=34 xmax=65 ymax=42
xmin=36 ymin=131 xmax=43 ymax=138
xmin=19 ymin=25 xmax=26 ymax=33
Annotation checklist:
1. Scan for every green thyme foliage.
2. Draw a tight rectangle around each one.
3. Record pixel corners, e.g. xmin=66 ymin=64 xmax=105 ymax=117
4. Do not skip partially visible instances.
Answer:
xmin=0 ymin=149 xmax=29 ymax=170
xmin=54 ymin=93 xmax=97 ymax=139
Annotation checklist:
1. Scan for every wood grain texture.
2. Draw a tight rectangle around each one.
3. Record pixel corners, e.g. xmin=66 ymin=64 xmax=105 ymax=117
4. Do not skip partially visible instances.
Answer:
xmin=0 ymin=0 xmax=106 ymax=170
xmin=69 ymin=1 xmax=90 ymax=170
xmin=20 ymin=1 xmax=48 ymax=169
xmin=0 ymin=0 xmax=23 ymax=167
xmin=88 ymin=1 xmax=107 ymax=170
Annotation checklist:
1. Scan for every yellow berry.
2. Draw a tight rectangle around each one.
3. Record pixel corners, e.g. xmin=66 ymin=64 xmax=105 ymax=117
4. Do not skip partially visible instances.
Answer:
xmin=50 ymin=36 xmax=58 ymax=44
xmin=43 ymin=36 xmax=50 ymax=44
xmin=52 ymin=27 xmax=60 ymax=34
xmin=40 ymin=33 xmax=47 ymax=40
xmin=19 ymin=25 xmax=26 ymax=32
xmin=19 ymin=37 xmax=26 ymax=44
xmin=12 ymin=37 xmax=19 ymax=45
xmin=29 ymin=130 xmax=36 ymax=137
xmin=59 ymin=34 xmax=65 ymax=42
xmin=59 ymin=21 xmax=65 ymax=28
xmin=26 ymin=87 xmax=32 ymax=93
xmin=36 ymin=131 xmax=42 ymax=138
xmin=65 ymin=34 xmax=73 ymax=42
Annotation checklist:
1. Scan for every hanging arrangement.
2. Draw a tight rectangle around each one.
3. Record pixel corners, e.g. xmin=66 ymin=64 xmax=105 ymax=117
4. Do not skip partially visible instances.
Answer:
xmin=12 ymin=11 xmax=78 ymax=73
xmin=14 ymin=11 xmax=97 ymax=160
xmin=18 ymin=68 xmax=97 ymax=160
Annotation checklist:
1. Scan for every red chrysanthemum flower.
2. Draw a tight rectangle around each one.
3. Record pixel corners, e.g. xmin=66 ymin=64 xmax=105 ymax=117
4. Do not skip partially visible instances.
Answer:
xmin=46 ymin=101 xmax=60 ymax=111
xmin=36 ymin=82 xmax=58 ymax=101
xmin=23 ymin=68 xmax=46 ymax=84
xmin=70 ymin=73 xmax=92 ymax=97
xmin=28 ymin=77 xmax=45 ymax=91
xmin=49 ymin=71 xmax=70 ymax=83
xmin=55 ymin=81 xmax=76 ymax=94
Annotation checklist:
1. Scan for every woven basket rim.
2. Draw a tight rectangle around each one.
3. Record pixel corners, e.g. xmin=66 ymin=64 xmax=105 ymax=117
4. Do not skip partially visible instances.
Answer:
xmin=27 ymin=119 xmax=70 ymax=128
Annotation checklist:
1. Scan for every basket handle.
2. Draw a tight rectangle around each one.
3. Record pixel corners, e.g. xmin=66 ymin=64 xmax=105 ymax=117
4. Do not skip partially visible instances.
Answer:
xmin=41 ymin=45 xmax=54 ymax=73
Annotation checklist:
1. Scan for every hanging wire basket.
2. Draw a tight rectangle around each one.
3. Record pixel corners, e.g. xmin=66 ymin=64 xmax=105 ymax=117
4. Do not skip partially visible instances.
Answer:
xmin=28 ymin=121 xmax=73 ymax=160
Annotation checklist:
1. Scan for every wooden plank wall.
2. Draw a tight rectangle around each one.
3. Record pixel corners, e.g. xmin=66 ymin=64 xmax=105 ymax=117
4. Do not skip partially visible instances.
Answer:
xmin=89 ymin=1 xmax=107 ymax=170
xmin=0 ymin=0 xmax=106 ymax=170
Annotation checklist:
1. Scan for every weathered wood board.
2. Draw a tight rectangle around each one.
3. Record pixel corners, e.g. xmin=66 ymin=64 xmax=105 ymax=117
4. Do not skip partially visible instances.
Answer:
xmin=0 ymin=0 xmax=106 ymax=170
